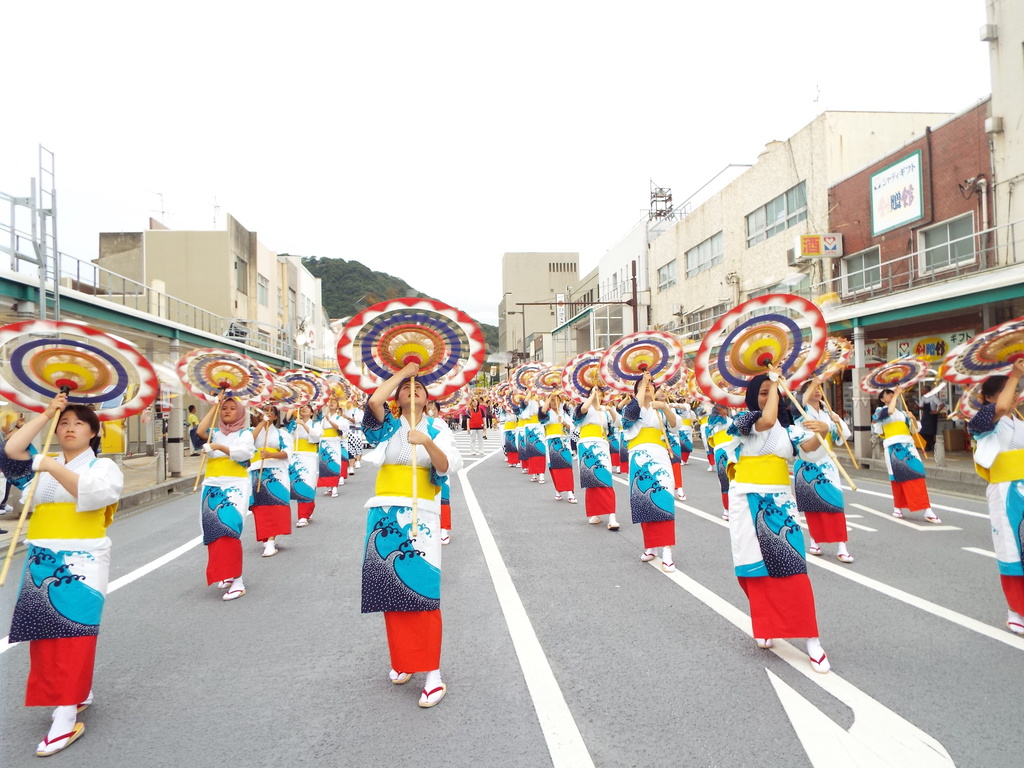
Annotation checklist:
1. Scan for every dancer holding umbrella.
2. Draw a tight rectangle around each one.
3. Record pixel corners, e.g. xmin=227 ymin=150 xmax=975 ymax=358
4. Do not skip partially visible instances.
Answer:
xmin=0 ymin=321 xmax=154 ymax=756
xmin=337 ymin=298 xmax=482 ymax=708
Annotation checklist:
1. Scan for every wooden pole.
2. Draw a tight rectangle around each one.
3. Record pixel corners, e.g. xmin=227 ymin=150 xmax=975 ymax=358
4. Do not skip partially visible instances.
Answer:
xmin=899 ymin=393 xmax=927 ymax=459
xmin=777 ymin=377 xmax=858 ymax=491
xmin=193 ymin=399 xmax=223 ymax=493
xmin=409 ymin=375 xmax=419 ymax=540
xmin=0 ymin=411 xmax=61 ymax=587
xmin=255 ymin=413 xmax=271 ymax=494
xmin=817 ymin=385 xmax=860 ymax=470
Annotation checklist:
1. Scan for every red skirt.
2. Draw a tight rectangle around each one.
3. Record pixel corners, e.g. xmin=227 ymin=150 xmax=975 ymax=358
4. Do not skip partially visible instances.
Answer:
xmin=671 ymin=463 xmax=682 ymax=490
xmin=252 ymin=504 xmax=292 ymax=541
xmin=892 ymin=478 xmax=931 ymax=513
xmin=506 ymin=451 xmax=519 ymax=465
xmin=528 ymin=456 xmax=546 ymax=475
xmin=440 ymin=502 xmax=452 ymax=530
xmin=550 ymin=467 xmax=574 ymax=493
xmin=738 ymin=574 xmax=819 ymax=639
xmin=340 ymin=460 xmax=349 ymax=480
xmin=26 ymin=636 xmax=97 ymax=706
xmin=585 ymin=486 xmax=614 ymax=518
xmin=206 ymin=536 xmax=243 ymax=585
xmin=1000 ymin=575 xmax=1024 ymax=615
xmin=297 ymin=501 xmax=315 ymax=520
xmin=641 ymin=519 xmax=675 ymax=548
xmin=384 ymin=610 xmax=442 ymax=672
xmin=803 ymin=512 xmax=848 ymax=543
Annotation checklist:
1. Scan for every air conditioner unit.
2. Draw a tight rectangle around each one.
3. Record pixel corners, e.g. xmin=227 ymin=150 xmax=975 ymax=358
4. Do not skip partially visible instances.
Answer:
xmin=985 ymin=116 xmax=1004 ymax=134
xmin=979 ymin=24 xmax=998 ymax=42
xmin=225 ymin=322 xmax=249 ymax=340
xmin=672 ymin=304 xmax=684 ymax=317
xmin=787 ymin=248 xmax=801 ymax=267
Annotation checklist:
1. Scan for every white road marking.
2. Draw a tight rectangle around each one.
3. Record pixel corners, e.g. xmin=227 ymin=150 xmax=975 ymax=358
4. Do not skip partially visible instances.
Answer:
xmin=646 ymin=557 xmax=954 ymax=766
xmin=846 ymin=522 xmax=878 ymax=533
xmin=848 ymin=503 xmax=961 ymax=531
xmin=963 ymin=546 xmax=997 ymax=559
xmin=1 ymin=535 xmax=203 ymax=656
xmin=459 ymin=466 xmax=594 ymax=768
xmin=853 ymin=487 xmax=988 ymax=519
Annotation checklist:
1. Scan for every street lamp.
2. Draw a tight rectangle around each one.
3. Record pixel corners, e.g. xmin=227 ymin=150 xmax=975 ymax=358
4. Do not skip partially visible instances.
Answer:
xmin=507 ymin=309 xmax=527 ymax=361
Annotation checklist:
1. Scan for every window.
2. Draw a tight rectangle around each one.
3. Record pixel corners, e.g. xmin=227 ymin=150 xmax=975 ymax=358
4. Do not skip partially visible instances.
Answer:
xmin=842 ymin=247 xmax=881 ymax=294
xmin=685 ymin=231 xmax=724 ymax=277
xmin=919 ymin=214 xmax=974 ymax=273
xmin=681 ymin=302 xmax=730 ymax=340
xmin=657 ymin=260 xmax=677 ymax=292
xmin=593 ymin=304 xmax=624 ymax=349
xmin=235 ymin=257 xmax=248 ymax=293
xmin=746 ymin=182 xmax=808 ymax=247
xmin=257 ymin=274 xmax=269 ymax=306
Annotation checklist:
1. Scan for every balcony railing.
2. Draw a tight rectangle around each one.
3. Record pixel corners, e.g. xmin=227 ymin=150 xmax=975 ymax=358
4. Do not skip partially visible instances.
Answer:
xmin=1 ymin=237 xmax=327 ymax=367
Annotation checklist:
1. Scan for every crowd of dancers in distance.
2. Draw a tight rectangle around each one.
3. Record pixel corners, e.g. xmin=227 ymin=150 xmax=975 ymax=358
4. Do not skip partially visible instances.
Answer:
xmin=3 ymin=350 xmax=1024 ymax=757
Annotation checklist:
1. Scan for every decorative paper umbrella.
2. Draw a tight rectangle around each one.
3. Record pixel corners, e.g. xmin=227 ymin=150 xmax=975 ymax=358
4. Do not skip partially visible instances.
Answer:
xmin=279 ymin=369 xmax=329 ymax=409
xmin=953 ymin=381 xmax=1024 ymax=420
xmin=176 ymin=348 xmax=274 ymax=405
xmin=269 ymin=380 xmax=307 ymax=408
xmin=940 ymin=316 xmax=1024 ymax=385
xmin=814 ymin=336 xmax=853 ymax=379
xmin=859 ymin=355 xmax=931 ymax=394
xmin=694 ymin=294 xmax=827 ymax=407
xmin=561 ymin=350 xmax=604 ymax=403
xmin=511 ymin=363 xmax=545 ymax=392
xmin=336 ymin=298 xmax=485 ymax=398
xmin=0 ymin=320 xmax=159 ymax=421
xmin=533 ymin=366 xmax=565 ymax=395
xmin=599 ymin=331 xmax=684 ymax=394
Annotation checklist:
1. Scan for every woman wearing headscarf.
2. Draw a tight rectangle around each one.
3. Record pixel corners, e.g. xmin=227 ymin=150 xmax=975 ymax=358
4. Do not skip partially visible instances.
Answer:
xmin=250 ymin=404 xmax=293 ymax=558
xmin=1 ymin=393 xmax=124 ymax=756
xmin=574 ymin=385 xmax=619 ymax=528
xmin=361 ymin=362 xmax=463 ymax=708
xmin=196 ymin=393 xmax=255 ymax=600
xmin=289 ymin=403 xmax=322 ymax=527
xmin=872 ymin=386 xmax=940 ymax=523
xmin=621 ymin=372 xmax=679 ymax=571
xmin=793 ymin=378 xmax=854 ymax=563
xmin=724 ymin=370 xmax=832 ymax=672
xmin=967 ymin=358 xmax=1024 ymax=635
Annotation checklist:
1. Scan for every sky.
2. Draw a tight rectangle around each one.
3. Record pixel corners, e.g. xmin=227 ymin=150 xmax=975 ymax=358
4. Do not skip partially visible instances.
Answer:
xmin=2 ymin=1 xmax=992 ymax=328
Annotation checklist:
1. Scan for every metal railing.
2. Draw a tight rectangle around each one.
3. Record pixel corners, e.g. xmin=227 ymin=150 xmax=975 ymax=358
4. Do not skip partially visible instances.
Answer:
xmin=794 ymin=218 xmax=1021 ymax=306
xmin=1 ymin=235 xmax=329 ymax=367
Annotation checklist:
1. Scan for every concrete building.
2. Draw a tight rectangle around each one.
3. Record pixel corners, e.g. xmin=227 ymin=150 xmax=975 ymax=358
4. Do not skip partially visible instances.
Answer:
xmin=825 ymin=98 xmax=1024 ymax=460
xmin=97 ymin=215 xmax=330 ymax=367
xmin=498 ymin=252 xmax=580 ymax=364
xmin=649 ymin=111 xmax=953 ymax=344
xmin=983 ymin=0 xmax=1024 ymax=248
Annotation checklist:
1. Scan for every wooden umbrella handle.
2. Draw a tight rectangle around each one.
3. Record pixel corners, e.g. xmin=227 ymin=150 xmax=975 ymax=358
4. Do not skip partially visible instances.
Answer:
xmin=409 ymin=375 xmax=419 ymax=539
xmin=193 ymin=399 xmax=223 ymax=493
xmin=820 ymin=389 xmax=860 ymax=470
xmin=777 ymin=377 xmax=858 ymax=491
xmin=0 ymin=411 xmax=61 ymax=588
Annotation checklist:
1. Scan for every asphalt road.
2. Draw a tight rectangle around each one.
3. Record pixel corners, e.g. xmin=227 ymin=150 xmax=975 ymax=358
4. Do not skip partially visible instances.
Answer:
xmin=1 ymin=431 xmax=1021 ymax=767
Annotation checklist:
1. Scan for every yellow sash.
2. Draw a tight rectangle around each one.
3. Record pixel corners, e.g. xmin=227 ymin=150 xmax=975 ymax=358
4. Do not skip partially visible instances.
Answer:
xmin=682 ymin=418 xmax=693 ymax=427
xmin=628 ymin=427 xmax=665 ymax=451
xmin=205 ymin=456 xmax=249 ymax=479
xmin=375 ymin=465 xmax=437 ymax=501
xmin=975 ymin=449 xmax=1024 ymax=484
xmin=521 ymin=416 xmax=540 ymax=425
xmin=322 ymin=427 xmax=339 ymax=437
xmin=882 ymin=422 xmax=911 ymax=439
xmin=504 ymin=423 xmax=516 ymax=431
xmin=296 ymin=438 xmax=318 ymax=453
xmin=27 ymin=501 xmax=115 ymax=540
xmin=544 ymin=424 xmax=565 ymax=436
xmin=709 ymin=430 xmax=733 ymax=448
xmin=580 ymin=424 xmax=605 ymax=439
xmin=733 ymin=455 xmax=789 ymax=485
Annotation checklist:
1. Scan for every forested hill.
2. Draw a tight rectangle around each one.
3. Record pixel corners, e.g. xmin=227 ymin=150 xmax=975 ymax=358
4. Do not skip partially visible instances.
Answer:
xmin=297 ymin=255 xmax=498 ymax=353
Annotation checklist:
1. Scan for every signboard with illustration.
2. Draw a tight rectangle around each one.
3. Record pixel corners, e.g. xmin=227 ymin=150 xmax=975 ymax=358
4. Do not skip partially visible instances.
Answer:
xmin=892 ymin=330 xmax=974 ymax=362
xmin=797 ymin=234 xmax=844 ymax=258
xmin=871 ymin=150 xmax=924 ymax=236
